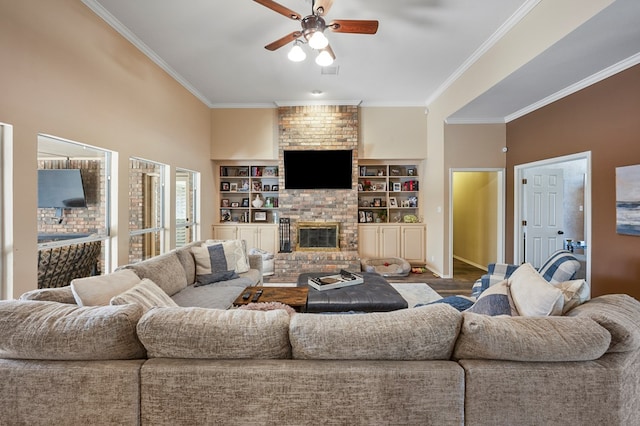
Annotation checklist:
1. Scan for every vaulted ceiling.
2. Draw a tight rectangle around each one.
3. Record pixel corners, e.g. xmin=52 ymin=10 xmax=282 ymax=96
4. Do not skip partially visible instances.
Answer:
xmin=83 ymin=0 xmax=640 ymax=123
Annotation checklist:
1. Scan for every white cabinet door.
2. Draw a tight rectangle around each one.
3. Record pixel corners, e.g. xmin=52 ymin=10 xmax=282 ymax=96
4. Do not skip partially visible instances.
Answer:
xmin=402 ymin=224 xmax=426 ymax=264
xmin=212 ymin=225 xmax=238 ymax=241
xmin=358 ymin=225 xmax=380 ymax=258
xmin=256 ymin=225 xmax=278 ymax=254
xmin=379 ymin=225 xmax=401 ymax=258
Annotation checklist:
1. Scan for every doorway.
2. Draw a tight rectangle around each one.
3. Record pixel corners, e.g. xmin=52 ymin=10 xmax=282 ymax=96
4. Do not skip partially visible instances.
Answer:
xmin=514 ymin=152 xmax=591 ymax=281
xmin=449 ymin=168 xmax=505 ymax=277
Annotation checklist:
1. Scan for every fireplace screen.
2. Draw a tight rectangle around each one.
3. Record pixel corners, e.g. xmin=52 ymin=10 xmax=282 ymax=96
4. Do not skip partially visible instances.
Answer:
xmin=296 ymin=222 xmax=340 ymax=251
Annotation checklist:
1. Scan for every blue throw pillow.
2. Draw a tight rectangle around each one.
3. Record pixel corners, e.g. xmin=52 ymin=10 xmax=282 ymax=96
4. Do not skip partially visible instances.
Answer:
xmin=194 ymin=270 xmax=239 ymax=287
xmin=421 ymin=296 xmax=474 ymax=312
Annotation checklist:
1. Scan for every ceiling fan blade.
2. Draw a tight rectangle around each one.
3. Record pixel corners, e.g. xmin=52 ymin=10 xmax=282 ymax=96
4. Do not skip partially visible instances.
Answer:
xmin=253 ymin=0 xmax=301 ymax=20
xmin=313 ymin=0 xmax=334 ymax=16
xmin=265 ymin=31 xmax=302 ymax=51
xmin=328 ymin=19 xmax=379 ymax=34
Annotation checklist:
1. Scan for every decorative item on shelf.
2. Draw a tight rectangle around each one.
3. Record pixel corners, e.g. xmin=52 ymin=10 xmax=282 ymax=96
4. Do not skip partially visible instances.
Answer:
xmin=221 ymin=182 xmax=230 ymax=191
xmin=221 ymin=199 xmax=230 ymax=207
xmin=241 ymin=180 xmax=250 ymax=191
xmin=230 ymin=183 xmax=238 ymax=192
xmin=407 ymin=168 xmax=416 ymax=176
xmin=252 ymin=194 xmax=264 ymax=208
xmin=265 ymin=197 xmax=273 ymax=208
xmin=253 ymin=181 xmax=262 ymax=192
xmin=389 ymin=197 xmax=397 ymax=207
xmin=272 ymin=185 xmax=279 ymax=192
xmin=253 ymin=211 xmax=267 ymax=222
xmin=392 ymin=182 xmax=401 ymax=191
xmin=241 ymin=198 xmax=249 ymax=207
xmin=403 ymin=214 xmax=418 ymax=223
xmin=231 ymin=202 xmax=240 ymax=208
xmin=408 ymin=196 xmax=418 ymax=207
xmin=363 ymin=180 xmax=372 ymax=191
xmin=221 ymin=209 xmax=231 ymax=222
xmin=264 ymin=166 xmax=278 ymax=177
xmin=263 ymin=184 xmax=270 ymax=191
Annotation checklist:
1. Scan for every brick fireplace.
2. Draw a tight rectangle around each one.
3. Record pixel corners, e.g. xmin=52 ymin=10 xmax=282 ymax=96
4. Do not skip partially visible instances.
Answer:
xmin=274 ymin=105 xmax=360 ymax=280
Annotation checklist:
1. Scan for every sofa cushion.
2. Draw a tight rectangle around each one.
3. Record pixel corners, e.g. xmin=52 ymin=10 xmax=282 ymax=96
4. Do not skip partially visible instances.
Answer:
xmin=465 ymin=280 xmax=517 ymax=316
xmin=453 ymin=312 xmax=611 ymax=362
xmin=110 ymin=278 xmax=178 ymax=313
xmin=19 ymin=286 xmax=77 ymax=304
xmin=124 ymin=251 xmax=188 ymax=296
xmin=174 ymin=242 xmax=200 ymax=285
xmin=171 ymin=282 xmax=249 ymax=309
xmin=509 ymin=263 xmax=564 ymax=316
xmin=537 ymin=249 xmax=581 ymax=283
xmin=566 ymin=294 xmax=640 ymax=353
xmin=137 ymin=307 xmax=291 ymax=359
xmin=289 ymin=304 xmax=462 ymax=360
xmin=0 ymin=300 xmax=145 ymax=360
xmin=70 ymin=269 xmax=141 ymax=306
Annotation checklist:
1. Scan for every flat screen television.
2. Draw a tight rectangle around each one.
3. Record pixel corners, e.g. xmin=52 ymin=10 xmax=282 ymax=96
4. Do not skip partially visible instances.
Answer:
xmin=38 ymin=169 xmax=87 ymax=208
xmin=284 ymin=150 xmax=353 ymax=189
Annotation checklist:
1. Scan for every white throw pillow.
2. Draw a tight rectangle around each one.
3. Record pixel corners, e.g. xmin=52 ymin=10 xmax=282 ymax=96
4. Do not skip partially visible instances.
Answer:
xmin=509 ymin=263 xmax=564 ymax=316
xmin=71 ymin=269 xmax=141 ymax=306
xmin=200 ymin=239 xmax=250 ymax=274
xmin=110 ymin=278 xmax=178 ymax=313
xmin=556 ymin=279 xmax=590 ymax=313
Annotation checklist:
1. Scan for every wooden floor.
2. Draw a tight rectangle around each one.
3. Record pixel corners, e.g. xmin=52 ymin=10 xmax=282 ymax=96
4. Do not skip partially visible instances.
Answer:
xmin=386 ymin=258 xmax=485 ymax=297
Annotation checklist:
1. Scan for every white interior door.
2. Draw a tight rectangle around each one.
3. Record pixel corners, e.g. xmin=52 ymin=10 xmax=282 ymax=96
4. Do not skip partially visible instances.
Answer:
xmin=523 ymin=168 xmax=565 ymax=268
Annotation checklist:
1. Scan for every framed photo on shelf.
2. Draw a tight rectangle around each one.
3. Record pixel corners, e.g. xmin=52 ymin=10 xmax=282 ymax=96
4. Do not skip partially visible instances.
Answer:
xmin=366 ymin=211 xmax=374 ymax=223
xmin=253 ymin=211 xmax=267 ymax=222
xmin=231 ymin=202 xmax=240 ymax=208
xmin=220 ymin=209 xmax=231 ymax=222
xmin=264 ymin=166 xmax=278 ymax=177
xmin=358 ymin=183 xmax=364 ymax=191
xmin=377 ymin=182 xmax=386 ymax=191
xmin=389 ymin=197 xmax=397 ymax=207
xmin=392 ymin=182 xmax=401 ymax=192
xmin=263 ymin=184 xmax=270 ymax=191
xmin=253 ymin=181 xmax=262 ymax=192
xmin=241 ymin=198 xmax=249 ymax=207
xmin=373 ymin=198 xmax=382 ymax=207
xmin=407 ymin=168 xmax=416 ymax=176
xmin=237 ymin=168 xmax=248 ymax=176
xmin=240 ymin=179 xmax=250 ymax=191
xmin=220 ymin=182 xmax=230 ymax=191
xmin=272 ymin=185 xmax=279 ymax=191
xmin=221 ymin=199 xmax=230 ymax=207
xmin=229 ymin=182 xmax=238 ymax=192
xmin=359 ymin=211 xmax=367 ymax=223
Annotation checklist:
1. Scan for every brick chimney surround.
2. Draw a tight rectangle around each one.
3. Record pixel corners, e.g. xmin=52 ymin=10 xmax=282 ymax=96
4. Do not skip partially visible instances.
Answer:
xmin=274 ymin=105 xmax=361 ymax=280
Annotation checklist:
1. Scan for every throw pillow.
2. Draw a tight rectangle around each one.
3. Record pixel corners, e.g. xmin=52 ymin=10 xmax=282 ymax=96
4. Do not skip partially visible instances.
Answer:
xmin=556 ymin=279 xmax=590 ymax=314
xmin=204 ymin=239 xmax=250 ymax=274
xmin=537 ymin=249 xmax=581 ymax=283
xmin=110 ymin=278 xmax=178 ymax=313
xmin=193 ymin=270 xmax=239 ymax=287
xmin=465 ymin=280 xmax=518 ymax=316
xmin=70 ymin=269 xmax=141 ymax=306
xmin=425 ymin=295 xmax=475 ymax=312
xmin=508 ymin=263 xmax=564 ymax=316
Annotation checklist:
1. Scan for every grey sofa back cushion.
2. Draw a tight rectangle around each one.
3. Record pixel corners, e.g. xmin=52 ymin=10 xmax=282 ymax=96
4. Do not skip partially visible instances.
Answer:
xmin=0 ymin=300 xmax=145 ymax=360
xmin=19 ymin=286 xmax=76 ymax=304
xmin=566 ymin=294 xmax=640 ymax=353
xmin=453 ymin=312 xmax=611 ymax=362
xmin=174 ymin=242 xmax=200 ymax=285
xmin=123 ymin=251 xmax=188 ymax=296
xmin=289 ymin=304 xmax=462 ymax=360
xmin=137 ymin=307 xmax=291 ymax=359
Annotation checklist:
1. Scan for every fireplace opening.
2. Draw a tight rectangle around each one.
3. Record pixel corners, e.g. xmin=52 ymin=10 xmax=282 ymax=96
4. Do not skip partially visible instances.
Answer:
xmin=297 ymin=222 xmax=340 ymax=251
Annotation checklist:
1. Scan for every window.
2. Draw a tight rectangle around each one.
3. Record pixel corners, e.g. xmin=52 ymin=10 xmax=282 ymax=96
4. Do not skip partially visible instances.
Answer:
xmin=175 ymin=168 xmax=199 ymax=247
xmin=0 ymin=123 xmax=12 ymax=299
xmin=37 ymin=134 xmax=113 ymax=281
xmin=129 ymin=158 xmax=166 ymax=263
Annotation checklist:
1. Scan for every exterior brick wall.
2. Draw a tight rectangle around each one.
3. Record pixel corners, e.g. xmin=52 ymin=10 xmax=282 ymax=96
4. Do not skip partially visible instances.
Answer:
xmin=275 ymin=105 xmax=360 ymax=279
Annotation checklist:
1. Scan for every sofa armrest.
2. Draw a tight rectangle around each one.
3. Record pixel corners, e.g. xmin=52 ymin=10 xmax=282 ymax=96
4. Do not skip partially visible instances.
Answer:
xmin=248 ymin=254 xmax=263 ymax=285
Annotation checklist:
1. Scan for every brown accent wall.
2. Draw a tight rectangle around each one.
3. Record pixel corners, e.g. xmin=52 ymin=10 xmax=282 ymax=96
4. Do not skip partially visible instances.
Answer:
xmin=506 ymin=65 xmax=640 ymax=298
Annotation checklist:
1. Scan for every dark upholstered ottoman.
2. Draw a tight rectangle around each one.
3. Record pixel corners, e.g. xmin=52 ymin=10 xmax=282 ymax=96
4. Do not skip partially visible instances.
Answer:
xmin=297 ymin=272 xmax=408 ymax=313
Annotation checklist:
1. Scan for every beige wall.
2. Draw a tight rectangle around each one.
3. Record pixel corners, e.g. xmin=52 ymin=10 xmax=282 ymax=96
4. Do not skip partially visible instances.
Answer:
xmin=0 ymin=0 xmax=213 ymax=297
xmin=359 ymin=107 xmax=428 ymax=159
xmin=211 ymin=108 xmax=278 ymax=160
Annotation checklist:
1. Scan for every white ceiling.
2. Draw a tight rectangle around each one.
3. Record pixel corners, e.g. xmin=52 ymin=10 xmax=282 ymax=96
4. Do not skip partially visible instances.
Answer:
xmin=83 ymin=0 xmax=640 ymax=123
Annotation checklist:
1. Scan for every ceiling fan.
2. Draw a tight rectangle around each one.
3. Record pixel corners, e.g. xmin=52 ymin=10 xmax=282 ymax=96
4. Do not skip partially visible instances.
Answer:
xmin=253 ymin=0 xmax=379 ymax=65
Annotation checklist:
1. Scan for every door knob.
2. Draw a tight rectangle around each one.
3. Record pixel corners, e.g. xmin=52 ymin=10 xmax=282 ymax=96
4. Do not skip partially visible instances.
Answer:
xmin=557 ymin=231 xmax=564 ymax=235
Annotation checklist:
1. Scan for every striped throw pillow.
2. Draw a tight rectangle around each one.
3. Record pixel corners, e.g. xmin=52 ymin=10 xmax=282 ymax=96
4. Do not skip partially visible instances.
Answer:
xmin=538 ymin=250 xmax=581 ymax=283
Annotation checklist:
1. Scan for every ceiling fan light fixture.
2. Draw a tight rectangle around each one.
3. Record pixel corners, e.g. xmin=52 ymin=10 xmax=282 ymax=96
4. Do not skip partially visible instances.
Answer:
xmin=315 ymin=49 xmax=334 ymax=66
xmin=287 ymin=41 xmax=306 ymax=62
xmin=308 ymin=30 xmax=329 ymax=49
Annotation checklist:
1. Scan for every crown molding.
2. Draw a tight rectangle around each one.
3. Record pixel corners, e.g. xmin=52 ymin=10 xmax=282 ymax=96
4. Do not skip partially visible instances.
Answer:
xmin=273 ymin=100 xmax=362 ymax=107
xmin=424 ymin=0 xmax=542 ymax=107
xmin=505 ymin=52 xmax=640 ymax=122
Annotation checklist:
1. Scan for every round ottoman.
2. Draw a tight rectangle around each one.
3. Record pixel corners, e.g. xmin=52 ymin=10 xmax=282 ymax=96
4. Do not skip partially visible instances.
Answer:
xmin=361 ymin=257 xmax=411 ymax=277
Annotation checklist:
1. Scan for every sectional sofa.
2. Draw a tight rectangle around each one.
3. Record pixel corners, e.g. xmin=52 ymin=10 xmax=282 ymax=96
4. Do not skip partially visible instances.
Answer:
xmin=1 ymin=241 xmax=640 ymax=425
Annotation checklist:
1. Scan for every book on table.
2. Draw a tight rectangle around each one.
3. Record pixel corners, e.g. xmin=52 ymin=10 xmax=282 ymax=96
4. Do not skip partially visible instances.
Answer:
xmin=308 ymin=270 xmax=364 ymax=291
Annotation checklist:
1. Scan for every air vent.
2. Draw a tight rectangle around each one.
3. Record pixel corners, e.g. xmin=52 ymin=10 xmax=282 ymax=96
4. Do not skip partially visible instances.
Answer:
xmin=321 ymin=66 xmax=339 ymax=75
